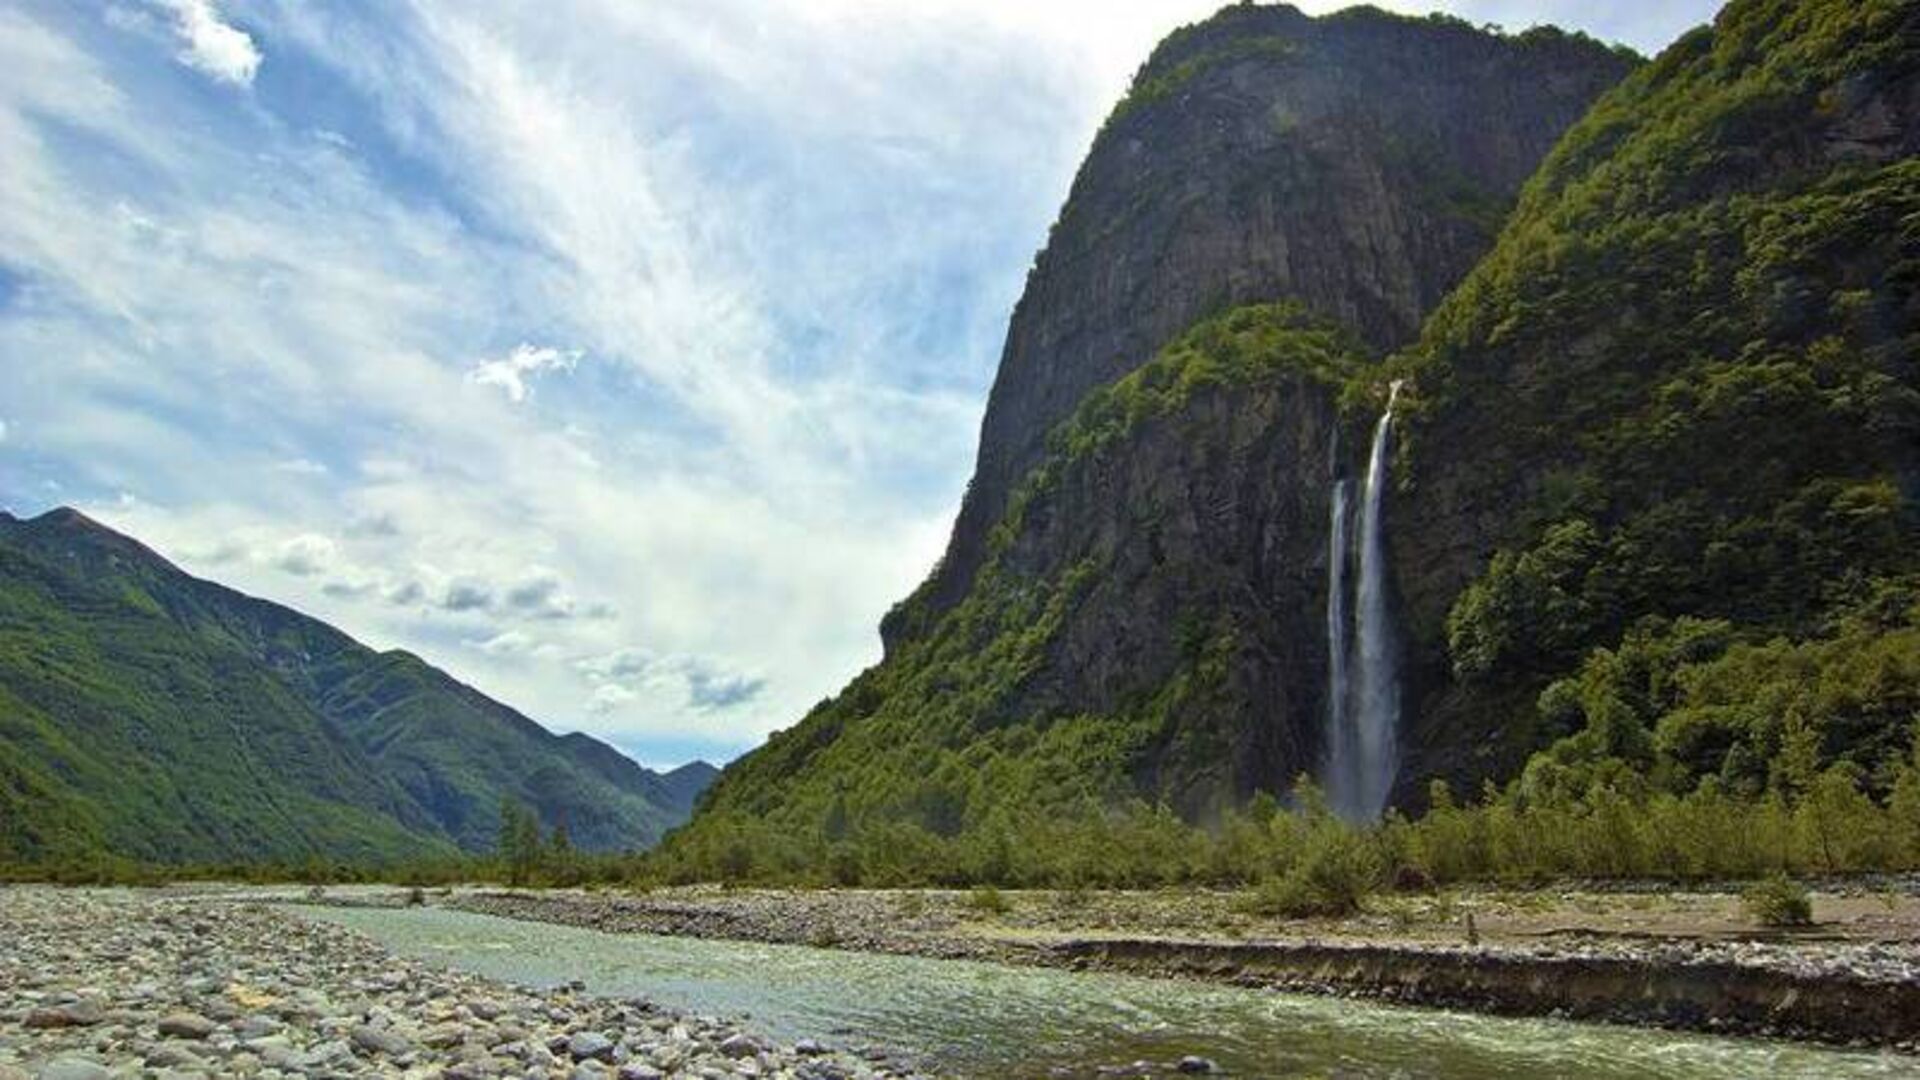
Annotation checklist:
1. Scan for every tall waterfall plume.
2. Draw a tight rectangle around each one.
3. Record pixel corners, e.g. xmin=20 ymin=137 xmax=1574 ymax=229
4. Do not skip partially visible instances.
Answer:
xmin=1322 ymin=474 xmax=1355 ymax=812
xmin=1325 ymin=381 xmax=1402 ymax=821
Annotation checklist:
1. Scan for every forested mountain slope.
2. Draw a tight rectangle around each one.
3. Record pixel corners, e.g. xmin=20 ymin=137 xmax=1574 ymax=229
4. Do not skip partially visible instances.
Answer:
xmin=0 ymin=508 xmax=712 ymax=864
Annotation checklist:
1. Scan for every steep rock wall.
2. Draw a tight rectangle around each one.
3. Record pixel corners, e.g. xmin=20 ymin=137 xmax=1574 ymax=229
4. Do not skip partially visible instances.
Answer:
xmin=899 ymin=5 xmax=1635 ymax=644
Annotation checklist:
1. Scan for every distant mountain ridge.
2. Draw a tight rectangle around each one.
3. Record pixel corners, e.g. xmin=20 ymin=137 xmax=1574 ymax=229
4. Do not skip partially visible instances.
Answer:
xmin=0 ymin=507 xmax=714 ymax=865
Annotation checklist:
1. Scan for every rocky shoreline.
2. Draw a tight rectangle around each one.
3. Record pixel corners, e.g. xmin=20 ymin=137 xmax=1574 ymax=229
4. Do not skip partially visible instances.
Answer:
xmin=448 ymin=885 xmax=1920 ymax=1051
xmin=0 ymin=888 xmax=923 ymax=1079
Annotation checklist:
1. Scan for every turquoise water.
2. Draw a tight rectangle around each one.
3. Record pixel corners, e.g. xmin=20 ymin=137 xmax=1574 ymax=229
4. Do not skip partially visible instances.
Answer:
xmin=299 ymin=905 xmax=1915 ymax=1079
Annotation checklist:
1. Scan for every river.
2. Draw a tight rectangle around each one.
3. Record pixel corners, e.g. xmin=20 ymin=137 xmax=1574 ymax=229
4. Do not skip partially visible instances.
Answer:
xmin=299 ymin=905 xmax=1911 ymax=1079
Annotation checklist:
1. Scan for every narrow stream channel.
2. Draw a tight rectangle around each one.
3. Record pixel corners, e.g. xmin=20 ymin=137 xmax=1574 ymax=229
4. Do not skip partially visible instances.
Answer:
xmin=297 ymin=905 xmax=1912 ymax=1079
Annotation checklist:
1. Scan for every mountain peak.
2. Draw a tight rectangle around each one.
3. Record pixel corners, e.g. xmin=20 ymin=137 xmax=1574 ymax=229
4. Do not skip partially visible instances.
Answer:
xmin=888 ymin=8 xmax=1635 ymax=649
xmin=6 ymin=505 xmax=182 ymax=577
xmin=32 ymin=506 xmax=107 ymax=530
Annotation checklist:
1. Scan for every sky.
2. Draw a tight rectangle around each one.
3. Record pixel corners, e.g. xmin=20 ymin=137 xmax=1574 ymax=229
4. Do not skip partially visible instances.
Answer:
xmin=0 ymin=0 xmax=1721 ymax=769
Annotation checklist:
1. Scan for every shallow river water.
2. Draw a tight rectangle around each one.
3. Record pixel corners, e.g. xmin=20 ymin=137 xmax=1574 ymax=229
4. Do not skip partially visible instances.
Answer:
xmin=299 ymin=905 xmax=1913 ymax=1079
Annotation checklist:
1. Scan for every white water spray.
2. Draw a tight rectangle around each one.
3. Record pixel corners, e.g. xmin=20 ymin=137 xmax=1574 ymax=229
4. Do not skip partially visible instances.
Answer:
xmin=1326 ymin=381 xmax=1402 ymax=821
xmin=1322 ymin=474 xmax=1355 ymax=810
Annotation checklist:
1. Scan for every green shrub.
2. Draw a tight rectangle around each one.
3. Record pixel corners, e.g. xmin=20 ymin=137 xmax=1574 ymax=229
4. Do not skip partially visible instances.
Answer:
xmin=1741 ymin=875 xmax=1813 ymax=927
xmin=1240 ymin=837 xmax=1376 ymax=919
xmin=964 ymin=885 xmax=1011 ymax=916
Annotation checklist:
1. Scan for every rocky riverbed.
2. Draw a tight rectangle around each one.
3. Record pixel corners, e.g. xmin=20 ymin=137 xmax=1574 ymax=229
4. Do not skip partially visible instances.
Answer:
xmin=0 ymin=888 xmax=923 ymax=1080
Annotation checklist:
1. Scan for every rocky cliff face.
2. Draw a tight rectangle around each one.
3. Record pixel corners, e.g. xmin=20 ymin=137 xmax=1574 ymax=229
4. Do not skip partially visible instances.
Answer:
xmin=699 ymin=307 xmax=1367 ymax=830
xmin=898 ymin=6 xmax=1635 ymax=643
xmin=688 ymin=7 xmax=1638 ymax=836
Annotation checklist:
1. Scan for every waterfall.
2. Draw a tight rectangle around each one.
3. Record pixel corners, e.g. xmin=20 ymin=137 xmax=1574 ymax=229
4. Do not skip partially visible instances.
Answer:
xmin=1325 ymin=381 xmax=1401 ymax=822
xmin=1322 ymin=475 xmax=1355 ymax=812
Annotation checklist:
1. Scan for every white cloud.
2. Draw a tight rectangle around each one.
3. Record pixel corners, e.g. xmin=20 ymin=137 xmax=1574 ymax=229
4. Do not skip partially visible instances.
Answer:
xmin=440 ymin=577 xmax=494 ymax=613
xmin=269 ymin=533 xmax=335 ymax=577
xmin=577 ymin=646 xmax=764 ymax=714
xmin=577 ymin=648 xmax=653 ymax=681
xmin=469 ymin=343 xmax=581 ymax=403
xmin=155 ymin=0 xmax=260 ymax=86
xmin=0 ymin=419 xmax=8 ymax=442
xmin=587 ymin=682 xmax=638 ymax=715
xmin=469 ymin=629 xmax=560 ymax=659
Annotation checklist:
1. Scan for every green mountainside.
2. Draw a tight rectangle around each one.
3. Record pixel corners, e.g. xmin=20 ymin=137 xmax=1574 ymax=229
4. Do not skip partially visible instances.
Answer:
xmin=660 ymin=0 xmax=1920 ymax=881
xmin=0 ymin=508 xmax=710 ymax=865
xmin=1395 ymin=0 xmax=1920 ymax=798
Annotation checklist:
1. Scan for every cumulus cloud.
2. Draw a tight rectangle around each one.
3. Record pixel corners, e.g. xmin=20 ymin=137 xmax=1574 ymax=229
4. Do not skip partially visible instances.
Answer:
xmin=468 ymin=629 xmax=561 ymax=659
xmin=411 ymin=567 xmax=598 ymax=621
xmin=686 ymin=663 xmax=767 ymax=712
xmin=345 ymin=512 xmax=401 ymax=538
xmin=440 ymin=578 xmax=493 ymax=613
xmin=470 ymin=343 xmax=581 ymax=403
xmin=384 ymin=580 xmax=426 ymax=606
xmin=502 ymin=569 xmax=576 ymax=620
xmin=155 ymin=0 xmax=260 ymax=86
xmin=269 ymin=533 xmax=336 ymax=577
xmin=587 ymin=682 xmax=638 ymax=715
xmin=577 ymin=647 xmax=764 ymax=714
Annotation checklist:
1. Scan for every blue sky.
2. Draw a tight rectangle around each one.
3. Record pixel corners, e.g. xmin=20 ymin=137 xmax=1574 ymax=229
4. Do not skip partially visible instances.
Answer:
xmin=0 ymin=0 xmax=1721 ymax=768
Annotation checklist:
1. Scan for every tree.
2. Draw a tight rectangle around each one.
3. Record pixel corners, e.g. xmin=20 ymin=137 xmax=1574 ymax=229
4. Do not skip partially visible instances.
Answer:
xmin=497 ymin=798 xmax=544 ymax=886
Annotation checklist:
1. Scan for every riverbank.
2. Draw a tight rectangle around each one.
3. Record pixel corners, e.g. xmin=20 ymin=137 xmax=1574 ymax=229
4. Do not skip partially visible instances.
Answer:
xmin=446 ymin=881 xmax=1920 ymax=1050
xmin=0 ymin=887 xmax=923 ymax=1079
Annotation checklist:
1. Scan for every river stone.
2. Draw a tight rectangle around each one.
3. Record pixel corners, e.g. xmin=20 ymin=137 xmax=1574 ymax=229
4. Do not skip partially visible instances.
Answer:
xmin=1176 ymin=1056 xmax=1219 ymax=1074
xmin=232 ymin=1015 xmax=280 ymax=1040
xmin=351 ymin=1023 xmax=413 ymax=1057
xmin=145 ymin=1043 xmax=205 ymax=1068
xmin=33 ymin=1059 xmax=111 ymax=1080
xmin=717 ymin=1034 xmax=758 ymax=1059
xmin=490 ymin=1023 xmax=530 ymax=1046
xmin=254 ymin=1039 xmax=298 ymax=1070
xmin=297 ymin=1039 xmax=352 ymax=1070
xmin=794 ymin=1038 xmax=827 ymax=1056
xmin=617 ymin=1065 xmax=664 ymax=1080
xmin=157 ymin=1012 xmax=216 ymax=1040
xmin=25 ymin=1001 xmax=103 ymax=1029
xmin=568 ymin=1032 xmax=615 ymax=1062
xmin=420 ymin=1022 xmax=467 ymax=1049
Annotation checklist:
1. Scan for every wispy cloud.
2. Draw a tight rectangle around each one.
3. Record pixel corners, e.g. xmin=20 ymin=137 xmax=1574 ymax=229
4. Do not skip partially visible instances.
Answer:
xmin=470 ymin=343 xmax=580 ymax=403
